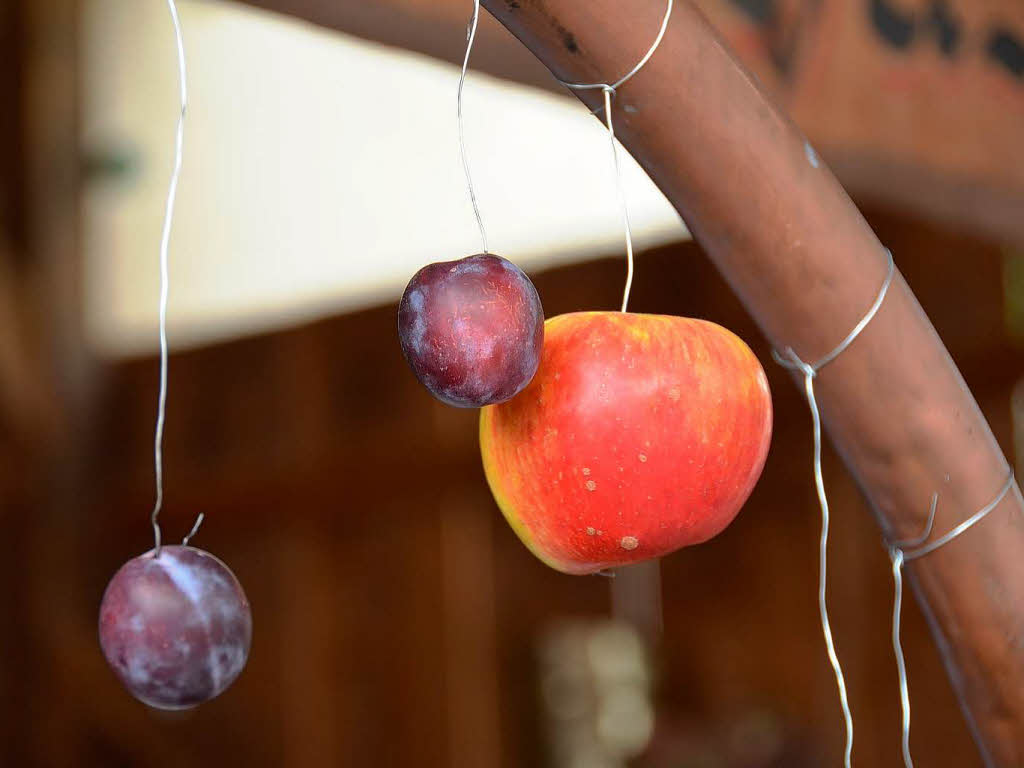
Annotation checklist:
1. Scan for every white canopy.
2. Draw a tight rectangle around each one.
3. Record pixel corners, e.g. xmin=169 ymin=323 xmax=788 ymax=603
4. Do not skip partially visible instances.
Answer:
xmin=82 ymin=0 xmax=687 ymax=357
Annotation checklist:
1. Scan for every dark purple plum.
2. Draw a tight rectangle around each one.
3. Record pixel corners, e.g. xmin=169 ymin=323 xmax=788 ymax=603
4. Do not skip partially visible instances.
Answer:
xmin=98 ymin=545 xmax=252 ymax=710
xmin=398 ymin=253 xmax=544 ymax=407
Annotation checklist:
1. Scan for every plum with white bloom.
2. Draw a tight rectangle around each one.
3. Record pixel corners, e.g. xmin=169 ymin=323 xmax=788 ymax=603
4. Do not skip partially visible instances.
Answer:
xmin=398 ymin=253 xmax=544 ymax=407
xmin=98 ymin=545 xmax=252 ymax=709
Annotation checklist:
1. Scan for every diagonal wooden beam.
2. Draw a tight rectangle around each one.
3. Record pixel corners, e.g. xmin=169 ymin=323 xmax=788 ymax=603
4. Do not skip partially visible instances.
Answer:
xmin=235 ymin=0 xmax=558 ymax=89
xmin=478 ymin=0 xmax=1023 ymax=764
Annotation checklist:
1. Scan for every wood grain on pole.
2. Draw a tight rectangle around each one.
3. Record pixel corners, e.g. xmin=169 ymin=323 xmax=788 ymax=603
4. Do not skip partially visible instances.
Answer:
xmin=479 ymin=0 xmax=1024 ymax=764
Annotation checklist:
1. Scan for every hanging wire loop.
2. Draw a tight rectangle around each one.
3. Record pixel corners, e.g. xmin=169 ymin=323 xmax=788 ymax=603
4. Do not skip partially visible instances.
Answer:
xmin=555 ymin=0 xmax=673 ymax=314
xmin=770 ymin=247 xmax=896 ymax=768
xmin=887 ymin=471 xmax=1014 ymax=768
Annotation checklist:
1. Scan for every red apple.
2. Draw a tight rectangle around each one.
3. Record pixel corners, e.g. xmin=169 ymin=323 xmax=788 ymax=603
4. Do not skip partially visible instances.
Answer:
xmin=479 ymin=312 xmax=772 ymax=574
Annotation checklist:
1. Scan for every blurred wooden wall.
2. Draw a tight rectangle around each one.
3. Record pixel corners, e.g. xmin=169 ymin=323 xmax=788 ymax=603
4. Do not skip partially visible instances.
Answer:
xmin=1 ymin=1 xmax=91 ymax=766
xmin=0 ymin=213 xmax=1016 ymax=766
xmin=2 ymin=2 xmax=1022 ymax=766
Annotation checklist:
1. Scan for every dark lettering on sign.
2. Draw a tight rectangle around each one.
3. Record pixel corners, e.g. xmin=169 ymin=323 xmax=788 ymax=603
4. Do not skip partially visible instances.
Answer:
xmin=869 ymin=0 xmax=962 ymax=57
xmin=721 ymin=0 xmax=1021 ymax=83
xmin=866 ymin=0 xmax=1024 ymax=78
xmin=730 ymin=0 xmax=774 ymax=24
xmin=724 ymin=0 xmax=812 ymax=78
xmin=987 ymin=27 xmax=1024 ymax=79
xmin=870 ymin=0 xmax=915 ymax=48
xmin=925 ymin=0 xmax=960 ymax=56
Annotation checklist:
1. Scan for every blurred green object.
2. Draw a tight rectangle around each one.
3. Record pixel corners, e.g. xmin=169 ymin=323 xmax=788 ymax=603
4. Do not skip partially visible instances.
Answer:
xmin=81 ymin=141 xmax=140 ymax=184
xmin=1004 ymin=251 xmax=1024 ymax=344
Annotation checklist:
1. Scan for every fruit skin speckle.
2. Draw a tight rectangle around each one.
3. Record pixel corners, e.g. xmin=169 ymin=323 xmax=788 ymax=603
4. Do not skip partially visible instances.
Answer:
xmin=98 ymin=545 xmax=252 ymax=710
xmin=480 ymin=311 xmax=772 ymax=575
xmin=398 ymin=254 xmax=544 ymax=408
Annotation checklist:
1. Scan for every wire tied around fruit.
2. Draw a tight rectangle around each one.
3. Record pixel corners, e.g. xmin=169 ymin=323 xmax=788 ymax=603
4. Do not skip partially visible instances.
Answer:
xmin=150 ymin=0 xmax=188 ymax=559
xmin=458 ymin=0 xmax=488 ymax=255
xmin=98 ymin=0 xmax=253 ymax=712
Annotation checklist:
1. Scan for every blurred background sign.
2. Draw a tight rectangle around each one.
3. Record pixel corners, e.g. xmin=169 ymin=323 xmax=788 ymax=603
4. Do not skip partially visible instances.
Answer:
xmin=697 ymin=0 xmax=1024 ymax=245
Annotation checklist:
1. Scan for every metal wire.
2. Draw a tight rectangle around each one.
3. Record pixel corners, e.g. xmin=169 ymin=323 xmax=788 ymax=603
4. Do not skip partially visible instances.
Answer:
xmin=901 ymin=472 xmax=1015 ymax=563
xmin=601 ymin=86 xmax=635 ymax=313
xmin=458 ymin=0 xmax=488 ymax=255
xmin=888 ymin=472 xmax=1015 ymax=767
xmin=182 ymin=512 xmax=205 ymax=547
xmin=557 ymin=0 xmax=674 ymax=93
xmin=890 ymin=549 xmax=912 ymax=768
xmin=771 ymin=247 xmax=896 ymax=768
xmin=151 ymin=0 xmax=188 ymax=557
xmin=784 ymin=353 xmax=855 ymax=768
xmin=557 ymin=0 xmax=673 ymax=312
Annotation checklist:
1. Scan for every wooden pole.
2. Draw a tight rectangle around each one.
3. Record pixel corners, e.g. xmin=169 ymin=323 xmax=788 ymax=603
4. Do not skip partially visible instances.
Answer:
xmin=479 ymin=1 xmax=1024 ymax=764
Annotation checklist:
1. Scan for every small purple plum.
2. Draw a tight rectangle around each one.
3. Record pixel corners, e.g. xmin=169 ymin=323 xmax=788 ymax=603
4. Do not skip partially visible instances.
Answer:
xmin=398 ymin=253 xmax=544 ymax=408
xmin=98 ymin=545 xmax=252 ymax=710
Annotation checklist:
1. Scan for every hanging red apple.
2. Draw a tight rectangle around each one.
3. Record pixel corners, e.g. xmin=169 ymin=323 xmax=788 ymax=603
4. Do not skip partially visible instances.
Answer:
xmin=480 ymin=312 xmax=772 ymax=574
